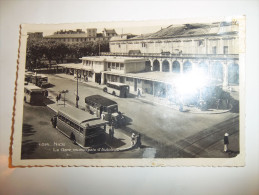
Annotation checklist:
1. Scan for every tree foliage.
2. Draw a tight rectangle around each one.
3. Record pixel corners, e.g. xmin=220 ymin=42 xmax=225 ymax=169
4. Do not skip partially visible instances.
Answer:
xmin=26 ymin=39 xmax=110 ymax=69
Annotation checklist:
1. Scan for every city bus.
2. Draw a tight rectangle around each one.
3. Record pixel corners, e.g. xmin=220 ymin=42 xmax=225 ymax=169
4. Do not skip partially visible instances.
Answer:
xmin=25 ymin=71 xmax=34 ymax=83
xmin=24 ymin=85 xmax=46 ymax=104
xmin=53 ymin=106 xmax=106 ymax=147
xmin=103 ymin=82 xmax=130 ymax=98
xmin=31 ymin=74 xmax=50 ymax=87
xmin=85 ymin=95 xmax=125 ymax=127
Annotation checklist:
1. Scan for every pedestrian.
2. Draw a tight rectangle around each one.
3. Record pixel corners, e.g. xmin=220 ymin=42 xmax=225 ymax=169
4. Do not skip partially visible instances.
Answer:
xmin=137 ymin=133 xmax=142 ymax=148
xmin=109 ymin=127 xmax=112 ymax=139
xmin=224 ymin=133 xmax=229 ymax=152
xmin=111 ymin=125 xmax=115 ymax=139
xmin=58 ymin=93 xmax=61 ymax=100
xmin=51 ymin=115 xmax=57 ymax=128
xmin=179 ymin=103 xmax=183 ymax=112
xmin=101 ymin=113 xmax=105 ymax=120
xmin=131 ymin=133 xmax=136 ymax=146
xmin=137 ymin=89 xmax=141 ymax=98
xmin=56 ymin=95 xmax=59 ymax=104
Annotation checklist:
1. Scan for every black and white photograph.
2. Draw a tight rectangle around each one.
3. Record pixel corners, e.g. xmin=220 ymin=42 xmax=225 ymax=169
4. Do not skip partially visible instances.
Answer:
xmin=11 ymin=16 xmax=245 ymax=166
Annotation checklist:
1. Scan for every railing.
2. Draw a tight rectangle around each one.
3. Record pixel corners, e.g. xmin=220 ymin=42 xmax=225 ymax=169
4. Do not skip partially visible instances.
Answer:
xmin=100 ymin=52 xmax=239 ymax=59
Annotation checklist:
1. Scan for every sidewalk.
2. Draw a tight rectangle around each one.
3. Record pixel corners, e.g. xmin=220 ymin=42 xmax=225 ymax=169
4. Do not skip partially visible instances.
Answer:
xmin=45 ymin=92 xmax=136 ymax=152
xmin=54 ymin=73 xmax=232 ymax=114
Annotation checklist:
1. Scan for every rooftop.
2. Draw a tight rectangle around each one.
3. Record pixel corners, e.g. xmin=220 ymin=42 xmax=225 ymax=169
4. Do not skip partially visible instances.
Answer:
xmin=58 ymin=106 xmax=105 ymax=126
xmin=85 ymin=95 xmax=117 ymax=107
xmin=111 ymin=21 xmax=238 ymax=41
xmin=80 ymin=56 xmax=146 ymax=63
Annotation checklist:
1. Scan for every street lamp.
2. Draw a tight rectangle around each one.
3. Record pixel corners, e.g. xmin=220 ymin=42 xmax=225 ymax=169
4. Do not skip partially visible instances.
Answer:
xmin=76 ymin=69 xmax=79 ymax=108
xmin=60 ymin=90 xmax=69 ymax=107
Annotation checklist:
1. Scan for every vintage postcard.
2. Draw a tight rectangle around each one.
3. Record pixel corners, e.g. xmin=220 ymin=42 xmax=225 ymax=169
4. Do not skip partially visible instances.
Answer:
xmin=11 ymin=16 xmax=245 ymax=167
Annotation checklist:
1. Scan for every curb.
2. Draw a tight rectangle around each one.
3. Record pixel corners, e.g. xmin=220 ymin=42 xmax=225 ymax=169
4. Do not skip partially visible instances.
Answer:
xmin=52 ymin=74 xmax=231 ymax=114
xmin=45 ymin=92 xmax=136 ymax=152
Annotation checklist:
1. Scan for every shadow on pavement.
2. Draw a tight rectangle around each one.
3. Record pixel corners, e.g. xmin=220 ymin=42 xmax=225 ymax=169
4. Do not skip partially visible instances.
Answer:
xmin=44 ymin=98 xmax=55 ymax=105
xmin=22 ymin=123 xmax=36 ymax=137
xmin=105 ymin=134 xmax=126 ymax=148
xmin=45 ymin=83 xmax=55 ymax=88
xmin=21 ymin=139 xmax=39 ymax=159
xmin=226 ymin=150 xmax=240 ymax=157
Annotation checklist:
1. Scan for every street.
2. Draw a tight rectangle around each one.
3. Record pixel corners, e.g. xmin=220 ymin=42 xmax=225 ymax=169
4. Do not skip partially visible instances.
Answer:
xmin=21 ymin=74 xmax=240 ymax=158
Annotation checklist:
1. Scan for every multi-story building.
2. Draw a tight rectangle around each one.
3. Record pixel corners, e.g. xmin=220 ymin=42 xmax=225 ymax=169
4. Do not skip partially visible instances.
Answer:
xmin=44 ymin=28 xmax=117 ymax=43
xmin=104 ymin=21 xmax=240 ymax=88
xmin=77 ymin=56 xmax=146 ymax=85
xmin=58 ymin=21 xmax=240 ymax=100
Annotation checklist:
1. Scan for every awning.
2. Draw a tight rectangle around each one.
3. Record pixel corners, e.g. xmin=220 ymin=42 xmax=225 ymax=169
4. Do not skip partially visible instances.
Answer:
xmin=103 ymin=71 xmax=181 ymax=85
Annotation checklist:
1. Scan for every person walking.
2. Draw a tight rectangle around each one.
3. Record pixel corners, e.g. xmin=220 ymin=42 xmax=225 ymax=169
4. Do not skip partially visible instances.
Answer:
xmin=56 ymin=95 xmax=59 ymax=104
xmin=109 ymin=127 xmax=112 ymax=139
xmin=137 ymin=133 xmax=142 ymax=148
xmin=111 ymin=125 xmax=115 ymax=139
xmin=137 ymin=89 xmax=141 ymax=98
xmin=131 ymin=133 xmax=136 ymax=146
xmin=224 ymin=133 xmax=229 ymax=152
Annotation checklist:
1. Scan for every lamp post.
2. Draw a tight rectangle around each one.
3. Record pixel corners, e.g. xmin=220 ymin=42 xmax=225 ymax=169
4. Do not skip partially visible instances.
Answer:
xmin=60 ymin=90 xmax=69 ymax=107
xmin=76 ymin=69 xmax=79 ymax=108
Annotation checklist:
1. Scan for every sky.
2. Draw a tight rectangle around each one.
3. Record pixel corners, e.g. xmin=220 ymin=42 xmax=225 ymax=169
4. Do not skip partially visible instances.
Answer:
xmin=25 ymin=17 xmax=227 ymax=37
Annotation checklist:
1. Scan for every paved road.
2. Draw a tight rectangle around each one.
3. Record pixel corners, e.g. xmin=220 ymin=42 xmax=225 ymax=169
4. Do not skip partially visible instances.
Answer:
xmin=43 ymin=74 xmax=240 ymax=158
xmin=20 ymin=74 xmax=241 ymax=159
xmin=21 ymin=103 xmax=147 ymax=159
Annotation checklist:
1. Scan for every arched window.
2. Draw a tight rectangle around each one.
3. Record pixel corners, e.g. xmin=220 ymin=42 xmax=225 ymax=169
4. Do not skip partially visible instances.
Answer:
xmin=162 ymin=60 xmax=169 ymax=72
xmin=211 ymin=62 xmax=223 ymax=81
xmin=153 ymin=60 xmax=160 ymax=71
xmin=183 ymin=61 xmax=192 ymax=73
xmin=228 ymin=63 xmax=239 ymax=84
xmin=172 ymin=61 xmax=180 ymax=73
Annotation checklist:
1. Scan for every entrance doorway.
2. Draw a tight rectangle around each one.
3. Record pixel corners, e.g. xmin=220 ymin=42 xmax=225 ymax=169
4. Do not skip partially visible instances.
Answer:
xmin=95 ymin=73 xmax=101 ymax=84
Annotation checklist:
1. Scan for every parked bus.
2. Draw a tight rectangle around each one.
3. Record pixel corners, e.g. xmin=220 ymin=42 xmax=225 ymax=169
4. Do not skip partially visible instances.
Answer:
xmin=37 ymin=74 xmax=50 ymax=88
xmin=103 ymin=82 xmax=130 ymax=98
xmin=24 ymin=85 xmax=46 ymax=104
xmin=85 ymin=95 xmax=125 ymax=127
xmin=25 ymin=71 xmax=34 ymax=83
xmin=31 ymin=74 xmax=50 ymax=87
xmin=53 ymin=106 xmax=106 ymax=147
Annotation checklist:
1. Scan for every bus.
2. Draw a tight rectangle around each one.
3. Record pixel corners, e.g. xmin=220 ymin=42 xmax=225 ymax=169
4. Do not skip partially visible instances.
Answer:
xmin=25 ymin=71 xmax=34 ymax=83
xmin=24 ymin=85 xmax=46 ymax=104
xmin=103 ymin=82 xmax=130 ymax=98
xmin=31 ymin=74 xmax=50 ymax=87
xmin=53 ymin=106 xmax=107 ymax=147
xmin=85 ymin=95 xmax=125 ymax=127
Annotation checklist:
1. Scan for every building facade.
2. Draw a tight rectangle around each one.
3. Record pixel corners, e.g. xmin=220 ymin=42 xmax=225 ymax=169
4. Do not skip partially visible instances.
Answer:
xmin=105 ymin=21 xmax=240 ymax=88
xmin=44 ymin=28 xmax=117 ymax=43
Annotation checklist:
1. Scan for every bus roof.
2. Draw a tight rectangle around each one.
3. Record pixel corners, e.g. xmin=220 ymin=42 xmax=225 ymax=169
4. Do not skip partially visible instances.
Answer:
xmin=107 ymin=82 xmax=129 ymax=87
xmin=58 ymin=106 xmax=106 ymax=126
xmin=85 ymin=95 xmax=117 ymax=107
xmin=24 ymin=85 xmax=44 ymax=91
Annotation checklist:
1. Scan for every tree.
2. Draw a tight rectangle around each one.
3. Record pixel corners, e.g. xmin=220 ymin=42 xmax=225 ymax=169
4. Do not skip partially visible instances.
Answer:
xmin=26 ymin=40 xmax=45 ymax=70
